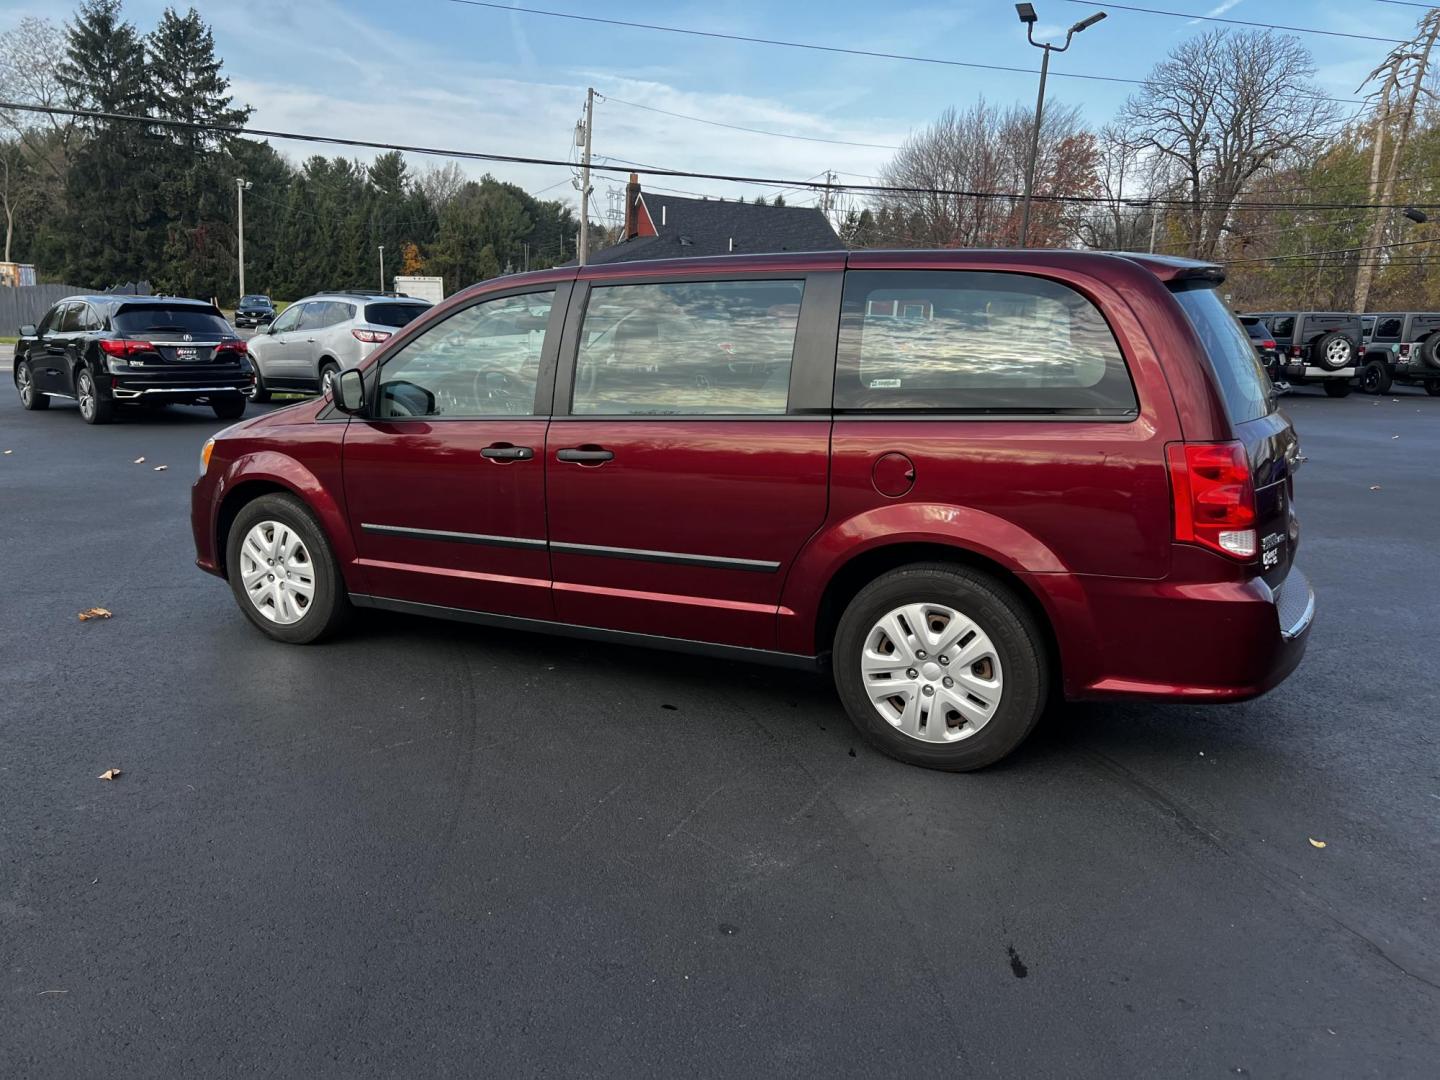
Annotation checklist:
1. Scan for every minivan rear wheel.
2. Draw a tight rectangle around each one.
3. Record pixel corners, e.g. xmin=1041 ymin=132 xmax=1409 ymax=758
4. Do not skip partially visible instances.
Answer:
xmin=225 ymin=493 xmax=350 ymax=644
xmin=833 ymin=563 xmax=1048 ymax=771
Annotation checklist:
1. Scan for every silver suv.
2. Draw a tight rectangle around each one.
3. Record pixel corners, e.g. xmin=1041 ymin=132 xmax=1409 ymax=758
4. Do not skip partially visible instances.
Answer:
xmin=246 ymin=292 xmax=431 ymax=400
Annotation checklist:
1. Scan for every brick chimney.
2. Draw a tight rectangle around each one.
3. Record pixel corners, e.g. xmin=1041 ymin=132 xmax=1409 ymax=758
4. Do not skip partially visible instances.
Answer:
xmin=625 ymin=172 xmax=642 ymax=239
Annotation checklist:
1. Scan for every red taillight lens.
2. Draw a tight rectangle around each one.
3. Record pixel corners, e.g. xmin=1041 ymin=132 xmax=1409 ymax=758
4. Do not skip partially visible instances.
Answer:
xmin=1262 ymin=340 xmax=1276 ymax=349
xmin=1290 ymin=345 xmax=1303 ymax=358
xmin=352 ymin=328 xmax=391 ymax=344
xmin=99 ymin=339 xmax=151 ymax=357
xmin=215 ymin=338 xmax=248 ymax=354
xmin=1399 ymin=343 xmax=1412 ymax=357
xmin=1166 ymin=441 xmax=1257 ymax=560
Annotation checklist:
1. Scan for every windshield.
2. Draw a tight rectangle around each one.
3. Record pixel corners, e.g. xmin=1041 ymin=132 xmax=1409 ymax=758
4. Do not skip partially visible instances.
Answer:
xmin=365 ymin=302 xmax=430 ymax=328
xmin=1173 ymin=286 xmax=1272 ymax=424
xmin=112 ymin=305 xmax=231 ymax=336
xmin=240 ymin=295 xmax=270 ymax=305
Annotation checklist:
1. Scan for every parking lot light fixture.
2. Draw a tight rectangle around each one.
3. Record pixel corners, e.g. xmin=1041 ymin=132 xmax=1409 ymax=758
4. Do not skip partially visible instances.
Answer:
xmin=1016 ymin=6 xmax=1107 ymax=247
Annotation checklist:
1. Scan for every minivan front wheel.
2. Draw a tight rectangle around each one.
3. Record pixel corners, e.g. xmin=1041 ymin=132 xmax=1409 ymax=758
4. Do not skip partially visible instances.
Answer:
xmin=226 ymin=493 xmax=350 ymax=644
xmin=833 ymin=564 xmax=1048 ymax=771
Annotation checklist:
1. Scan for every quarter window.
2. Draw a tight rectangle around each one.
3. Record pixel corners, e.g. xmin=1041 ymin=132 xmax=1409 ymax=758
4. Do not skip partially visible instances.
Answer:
xmin=572 ymin=279 xmax=804 ymax=416
xmin=1269 ymin=316 xmax=1295 ymax=337
xmin=836 ymin=270 xmax=1136 ymax=414
xmin=1376 ymin=316 xmax=1403 ymax=339
xmin=376 ymin=290 xmax=553 ymax=418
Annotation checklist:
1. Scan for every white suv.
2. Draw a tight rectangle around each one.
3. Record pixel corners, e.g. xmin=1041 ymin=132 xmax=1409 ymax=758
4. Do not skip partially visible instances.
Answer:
xmin=246 ymin=292 xmax=431 ymax=400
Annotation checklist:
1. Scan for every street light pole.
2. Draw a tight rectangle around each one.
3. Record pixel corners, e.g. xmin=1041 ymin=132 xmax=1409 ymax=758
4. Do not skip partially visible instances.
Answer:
xmin=235 ymin=177 xmax=252 ymax=298
xmin=378 ymin=245 xmax=385 ymax=293
xmin=1015 ymin=5 xmax=1106 ymax=247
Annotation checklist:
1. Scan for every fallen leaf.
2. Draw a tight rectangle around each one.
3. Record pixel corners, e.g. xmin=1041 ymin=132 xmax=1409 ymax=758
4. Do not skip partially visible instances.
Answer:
xmin=1391 ymin=435 xmax=1399 ymax=440
xmin=77 ymin=607 xmax=113 ymax=621
xmin=133 ymin=456 xmax=145 ymax=464
xmin=98 ymin=768 xmax=122 ymax=781
xmin=1369 ymin=485 xmax=1382 ymax=491
xmin=152 ymin=465 xmax=168 ymax=472
xmin=3 ymin=449 xmax=12 ymax=455
xmin=1309 ymin=837 xmax=1327 ymax=849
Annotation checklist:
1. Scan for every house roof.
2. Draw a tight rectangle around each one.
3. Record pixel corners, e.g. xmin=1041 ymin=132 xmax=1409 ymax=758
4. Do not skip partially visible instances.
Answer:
xmin=587 ymin=192 xmax=844 ymax=265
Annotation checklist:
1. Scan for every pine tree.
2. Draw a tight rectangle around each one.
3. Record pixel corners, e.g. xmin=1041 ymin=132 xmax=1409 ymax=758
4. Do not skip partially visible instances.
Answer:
xmin=148 ymin=6 xmax=251 ymax=300
xmin=56 ymin=0 xmax=154 ymax=286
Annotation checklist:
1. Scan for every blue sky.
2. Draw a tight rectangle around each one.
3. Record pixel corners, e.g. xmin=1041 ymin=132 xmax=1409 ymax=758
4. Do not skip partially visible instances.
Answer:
xmin=0 ymin=0 xmax=1428 ymax=214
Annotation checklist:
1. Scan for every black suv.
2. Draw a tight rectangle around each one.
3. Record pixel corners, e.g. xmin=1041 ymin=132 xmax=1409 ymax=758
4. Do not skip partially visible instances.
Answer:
xmin=1242 ymin=311 xmax=1361 ymax=397
xmin=234 ymin=294 xmax=276 ymax=328
xmin=13 ymin=296 xmax=254 ymax=424
xmin=1359 ymin=312 xmax=1440 ymax=396
xmin=1239 ymin=316 xmax=1285 ymax=390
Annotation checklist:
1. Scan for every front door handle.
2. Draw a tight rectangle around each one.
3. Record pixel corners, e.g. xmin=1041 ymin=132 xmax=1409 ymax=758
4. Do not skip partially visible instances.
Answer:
xmin=481 ymin=444 xmax=534 ymax=461
xmin=556 ymin=447 xmax=614 ymax=463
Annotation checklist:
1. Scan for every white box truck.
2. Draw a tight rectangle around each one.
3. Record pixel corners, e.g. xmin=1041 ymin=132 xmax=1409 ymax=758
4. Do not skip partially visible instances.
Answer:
xmin=393 ymin=275 xmax=444 ymax=304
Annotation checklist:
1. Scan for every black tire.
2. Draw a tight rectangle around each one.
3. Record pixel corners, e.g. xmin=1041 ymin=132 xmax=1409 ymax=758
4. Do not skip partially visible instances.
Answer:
xmin=248 ymin=367 xmax=272 ymax=403
xmin=1312 ymin=331 xmax=1355 ymax=371
xmin=832 ymin=563 xmax=1048 ymax=772
xmin=225 ymin=493 xmax=350 ymax=645
xmin=75 ymin=367 xmax=114 ymax=424
xmin=1323 ymin=380 xmax=1353 ymax=398
xmin=14 ymin=359 xmax=49 ymax=410
xmin=212 ymin=395 xmax=246 ymax=420
xmin=1422 ymin=334 xmax=1440 ymax=370
xmin=1426 ymin=381 xmax=1440 ymax=397
xmin=1360 ymin=359 xmax=1393 ymax=395
xmin=318 ymin=361 xmax=339 ymax=398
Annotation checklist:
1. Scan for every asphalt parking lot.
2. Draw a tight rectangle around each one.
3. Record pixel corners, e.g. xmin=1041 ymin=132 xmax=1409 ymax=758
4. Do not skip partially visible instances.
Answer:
xmin=2 ymin=384 xmax=1438 ymax=1078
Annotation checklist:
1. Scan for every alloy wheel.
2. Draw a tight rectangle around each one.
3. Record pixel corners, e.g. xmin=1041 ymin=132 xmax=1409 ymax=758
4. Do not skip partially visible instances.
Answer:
xmin=77 ymin=372 xmax=95 ymax=420
xmin=1326 ymin=339 xmax=1351 ymax=366
xmin=238 ymin=520 xmax=316 ymax=625
xmin=860 ymin=602 xmax=1004 ymax=744
xmin=16 ymin=363 xmax=32 ymax=406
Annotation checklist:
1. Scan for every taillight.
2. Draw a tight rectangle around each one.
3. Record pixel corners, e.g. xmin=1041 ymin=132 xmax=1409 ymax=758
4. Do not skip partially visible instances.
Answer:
xmin=215 ymin=339 xmax=247 ymax=354
xmin=99 ymin=339 xmax=151 ymax=357
xmin=1166 ymin=441 xmax=1257 ymax=560
xmin=1399 ymin=343 xmax=1412 ymax=358
xmin=352 ymin=328 xmax=391 ymax=344
xmin=1289 ymin=345 xmax=1303 ymax=358
xmin=1262 ymin=340 xmax=1276 ymax=350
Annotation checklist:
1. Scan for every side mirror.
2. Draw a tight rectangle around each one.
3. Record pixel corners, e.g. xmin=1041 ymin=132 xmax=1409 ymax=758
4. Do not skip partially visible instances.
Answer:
xmin=334 ymin=368 xmax=366 ymax=415
xmin=18 ymin=324 xmax=35 ymax=337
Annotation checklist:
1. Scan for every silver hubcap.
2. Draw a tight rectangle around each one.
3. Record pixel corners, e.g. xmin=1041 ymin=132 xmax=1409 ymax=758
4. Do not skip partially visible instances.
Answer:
xmin=16 ymin=364 xmax=31 ymax=404
xmin=77 ymin=373 xmax=94 ymax=417
xmin=1326 ymin=340 xmax=1350 ymax=364
xmin=861 ymin=602 xmax=1004 ymax=743
xmin=239 ymin=520 xmax=316 ymax=625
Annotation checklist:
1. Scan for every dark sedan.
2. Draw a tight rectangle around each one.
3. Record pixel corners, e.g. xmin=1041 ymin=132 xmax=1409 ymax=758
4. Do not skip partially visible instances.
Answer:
xmin=13 ymin=295 xmax=254 ymax=424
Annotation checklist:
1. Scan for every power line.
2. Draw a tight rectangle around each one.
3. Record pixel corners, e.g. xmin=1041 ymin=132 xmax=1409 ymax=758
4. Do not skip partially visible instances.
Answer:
xmin=9 ymin=98 xmax=1438 ymax=214
xmin=438 ymin=0 xmax=1371 ymax=108
xmin=603 ymin=96 xmax=900 ymax=150
xmin=1062 ymin=2 xmax=1406 ymax=43
xmin=1226 ymin=235 xmax=1440 ymax=264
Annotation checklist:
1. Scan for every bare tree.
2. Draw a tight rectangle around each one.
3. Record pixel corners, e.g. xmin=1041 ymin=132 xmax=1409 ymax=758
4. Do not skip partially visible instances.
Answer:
xmin=1076 ymin=124 xmax=1152 ymax=250
xmin=876 ymin=98 xmax=1097 ymax=248
xmin=0 ymin=17 xmax=74 ymax=182
xmin=417 ymin=162 xmax=467 ymax=212
xmin=1120 ymin=29 xmax=1338 ymax=260
xmin=1352 ymin=8 xmax=1440 ymax=311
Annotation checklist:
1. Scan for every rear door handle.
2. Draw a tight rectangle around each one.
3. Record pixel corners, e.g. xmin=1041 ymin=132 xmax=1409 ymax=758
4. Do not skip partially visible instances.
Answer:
xmin=556 ymin=447 xmax=614 ymax=463
xmin=481 ymin=445 xmax=534 ymax=461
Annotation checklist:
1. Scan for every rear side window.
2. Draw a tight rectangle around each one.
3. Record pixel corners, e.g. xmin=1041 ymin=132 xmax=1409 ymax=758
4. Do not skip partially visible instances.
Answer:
xmin=1173 ymin=286 xmax=1272 ymax=424
xmin=1269 ymin=316 xmax=1295 ymax=337
xmin=835 ymin=270 xmax=1136 ymax=414
xmin=365 ymin=302 xmax=429 ymax=328
xmin=573 ymin=279 xmax=804 ymax=416
xmin=113 ymin=305 xmax=229 ymax=336
xmin=1375 ymin=316 xmax=1403 ymax=339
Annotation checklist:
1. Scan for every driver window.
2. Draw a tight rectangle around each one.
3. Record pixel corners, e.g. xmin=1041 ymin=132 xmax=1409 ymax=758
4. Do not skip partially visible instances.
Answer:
xmin=376 ymin=290 xmax=554 ymax=419
xmin=270 ymin=305 xmax=304 ymax=334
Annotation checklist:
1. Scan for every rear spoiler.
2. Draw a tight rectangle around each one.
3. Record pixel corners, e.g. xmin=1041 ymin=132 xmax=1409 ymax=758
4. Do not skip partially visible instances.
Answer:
xmin=1111 ymin=253 xmax=1225 ymax=287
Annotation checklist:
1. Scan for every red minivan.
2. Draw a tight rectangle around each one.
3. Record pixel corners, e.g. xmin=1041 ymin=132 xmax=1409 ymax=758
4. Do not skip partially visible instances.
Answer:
xmin=192 ymin=250 xmax=1312 ymax=770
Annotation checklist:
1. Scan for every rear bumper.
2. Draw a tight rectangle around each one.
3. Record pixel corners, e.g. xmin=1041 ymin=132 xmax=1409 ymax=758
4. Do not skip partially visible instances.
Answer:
xmin=1033 ymin=556 xmax=1314 ymax=703
xmin=1284 ymin=363 xmax=1354 ymax=379
xmin=110 ymin=371 xmax=252 ymax=401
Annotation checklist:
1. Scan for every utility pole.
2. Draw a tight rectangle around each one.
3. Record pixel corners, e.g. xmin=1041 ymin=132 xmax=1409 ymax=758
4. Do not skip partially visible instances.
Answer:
xmin=235 ymin=178 xmax=252 ymax=298
xmin=1015 ymin=5 xmax=1107 ymax=247
xmin=378 ymin=245 xmax=385 ymax=292
xmin=1149 ymin=206 xmax=1160 ymax=253
xmin=577 ymin=87 xmax=594 ymax=266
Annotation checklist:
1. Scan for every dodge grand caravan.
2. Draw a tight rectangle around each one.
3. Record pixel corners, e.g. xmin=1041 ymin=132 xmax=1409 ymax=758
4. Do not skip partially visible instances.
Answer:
xmin=192 ymin=251 xmax=1313 ymax=771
